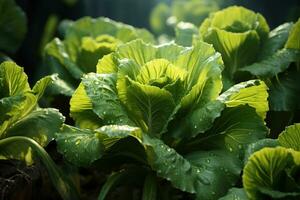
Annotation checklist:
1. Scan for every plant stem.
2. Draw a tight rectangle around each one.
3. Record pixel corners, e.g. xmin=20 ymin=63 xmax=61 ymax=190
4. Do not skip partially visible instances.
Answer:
xmin=0 ymin=136 xmax=79 ymax=200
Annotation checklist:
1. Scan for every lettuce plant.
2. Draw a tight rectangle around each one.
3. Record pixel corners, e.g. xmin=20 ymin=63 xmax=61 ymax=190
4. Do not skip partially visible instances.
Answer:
xmin=150 ymin=0 xmax=220 ymax=36
xmin=44 ymin=17 xmax=155 ymax=94
xmin=56 ymin=39 xmax=269 ymax=199
xmin=0 ymin=61 xmax=78 ymax=199
xmin=242 ymin=123 xmax=300 ymax=200
xmin=199 ymin=6 xmax=270 ymax=87
xmin=0 ymin=0 xmax=27 ymax=59
xmin=199 ymin=6 xmax=300 ymax=135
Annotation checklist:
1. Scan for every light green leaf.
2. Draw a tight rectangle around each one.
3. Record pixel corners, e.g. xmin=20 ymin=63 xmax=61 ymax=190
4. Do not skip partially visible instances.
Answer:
xmin=204 ymin=29 xmax=260 ymax=79
xmin=82 ymin=73 xmax=132 ymax=125
xmin=0 ymin=0 xmax=27 ymax=53
xmin=219 ymin=188 xmax=248 ymax=200
xmin=70 ymin=82 xmax=101 ymax=129
xmin=117 ymin=39 xmax=157 ymax=66
xmin=239 ymin=49 xmax=300 ymax=78
xmin=199 ymin=6 xmax=270 ymax=79
xmin=0 ymin=61 xmax=31 ymax=96
xmin=243 ymin=147 xmax=300 ymax=200
xmin=5 ymin=108 xmax=64 ymax=146
xmin=285 ymin=18 xmax=300 ymax=49
xmin=278 ymin=123 xmax=300 ymax=151
xmin=125 ymin=79 xmax=176 ymax=136
xmin=96 ymin=53 xmax=118 ymax=74
xmin=177 ymin=41 xmax=223 ymax=110
xmin=32 ymin=74 xmax=58 ymax=100
xmin=218 ymin=80 xmax=269 ymax=119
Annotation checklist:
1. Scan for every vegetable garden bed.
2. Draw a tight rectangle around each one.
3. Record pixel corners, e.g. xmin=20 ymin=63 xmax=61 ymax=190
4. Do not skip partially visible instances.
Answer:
xmin=0 ymin=0 xmax=300 ymax=199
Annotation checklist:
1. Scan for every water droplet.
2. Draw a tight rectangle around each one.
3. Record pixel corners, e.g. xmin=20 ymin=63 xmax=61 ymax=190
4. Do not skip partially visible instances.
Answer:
xmin=167 ymin=148 xmax=171 ymax=152
xmin=75 ymin=140 xmax=81 ymax=145
xmin=206 ymin=159 xmax=210 ymax=163
xmin=194 ymin=125 xmax=198 ymax=129
xmin=238 ymin=144 xmax=243 ymax=149
xmin=229 ymin=147 xmax=233 ymax=152
xmin=211 ymin=191 xmax=216 ymax=195
xmin=196 ymin=169 xmax=201 ymax=173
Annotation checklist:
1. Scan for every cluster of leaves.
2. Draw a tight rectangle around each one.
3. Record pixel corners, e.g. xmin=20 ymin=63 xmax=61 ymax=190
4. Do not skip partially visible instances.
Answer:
xmin=1 ymin=1 xmax=300 ymax=200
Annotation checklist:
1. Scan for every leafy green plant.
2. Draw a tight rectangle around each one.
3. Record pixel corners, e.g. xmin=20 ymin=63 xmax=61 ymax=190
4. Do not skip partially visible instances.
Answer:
xmin=242 ymin=123 xmax=300 ymax=200
xmin=44 ymin=17 xmax=155 ymax=95
xmin=0 ymin=0 xmax=27 ymax=60
xmin=0 ymin=61 xmax=78 ymax=200
xmin=150 ymin=0 xmax=220 ymax=36
xmin=56 ymin=39 xmax=269 ymax=199
xmin=197 ymin=6 xmax=300 ymax=136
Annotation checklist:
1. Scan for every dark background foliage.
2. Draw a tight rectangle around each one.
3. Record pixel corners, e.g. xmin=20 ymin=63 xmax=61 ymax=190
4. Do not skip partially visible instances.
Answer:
xmin=13 ymin=0 xmax=300 ymax=82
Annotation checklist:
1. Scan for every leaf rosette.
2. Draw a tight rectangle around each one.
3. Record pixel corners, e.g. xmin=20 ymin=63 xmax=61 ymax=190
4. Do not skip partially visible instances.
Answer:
xmin=44 ymin=17 xmax=155 ymax=92
xmin=200 ymin=6 xmax=270 ymax=85
xmin=57 ymin=39 xmax=269 ymax=199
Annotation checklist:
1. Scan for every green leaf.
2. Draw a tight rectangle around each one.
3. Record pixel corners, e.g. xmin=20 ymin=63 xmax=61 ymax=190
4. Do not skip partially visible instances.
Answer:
xmin=143 ymin=135 xmax=241 ymax=199
xmin=278 ymin=123 xmax=300 ymax=151
xmin=45 ymin=75 xmax=75 ymax=96
xmin=259 ymin=22 xmax=293 ymax=59
xmin=0 ymin=136 xmax=79 ymax=200
xmin=204 ymin=28 xmax=260 ymax=78
xmin=32 ymin=74 xmax=57 ymax=100
xmin=219 ymin=188 xmax=248 ymax=200
xmin=269 ymin=71 xmax=300 ymax=111
xmin=175 ymin=22 xmax=198 ymax=47
xmin=96 ymin=53 xmax=118 ymax=74
xmin=218 ymin=80 xmax=269 ymax=119
xmin=285 ymin=18 xmax=300 ymax=49
xmin=243 ymin=147 xmax=300 ymax=200
xmin=82 ymin=73 xmax=132 ymax=125
xmin=244 ymin=139 xmax=278 ymax=165
xmin=125 ymin=79 xmax=176 ymax=136
xmin=0 ymin=0 xmax=27 ymax=53
xmin=142 ymin=173 xmax=157 ymax=200
xmin=5 ymin=108 xmax=64 ymax=146
xmin=199 ymin=6 xmax=270 ymax=79
xmin=187 ymin=150 xmax=242 ymax=199
xmin=171 ymin=100 xmax=224 ymax=139
xmin=70 ymin=82 xmax=101 ymax=129
xmin=177 ymin=41 xmax=223 ymax=110
xmin=239 ymin=49 xmax=300 ymax=78
xmin=117 ymin=40 xmax=157 ymax=66
xmin=191 ymin=106 xmax=268 ymax=156
xmin=45 ymin=38 xmax=84 ymax=80
xmin=56 ymin=124 xmax=105 ymax=166
xmin=0 ymin=61 xmax=31 ymax=97
xmin=56 ymin=124 xmax=142 ymax=166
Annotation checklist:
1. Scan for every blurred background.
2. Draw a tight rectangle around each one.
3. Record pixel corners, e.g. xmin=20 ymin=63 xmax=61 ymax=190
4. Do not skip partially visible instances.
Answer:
xmin=12 ymin=0 xmax=300 ymax=82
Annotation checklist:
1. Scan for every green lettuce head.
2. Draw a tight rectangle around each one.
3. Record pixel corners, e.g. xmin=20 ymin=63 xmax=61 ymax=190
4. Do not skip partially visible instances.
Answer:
xmin=44 ymin=17 xmax=155 ymax=92
xmin=70 ymin=39 xmax=225 ymax=132
xmin=200 ymin=6 xmax=270 ymax=85
xmin=57 ymin=39 xmax=269 ymax=199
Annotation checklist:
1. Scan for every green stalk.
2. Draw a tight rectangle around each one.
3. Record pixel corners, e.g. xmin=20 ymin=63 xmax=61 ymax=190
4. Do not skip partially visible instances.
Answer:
xmin=0 ymin=136 xmax=79 ymax=200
